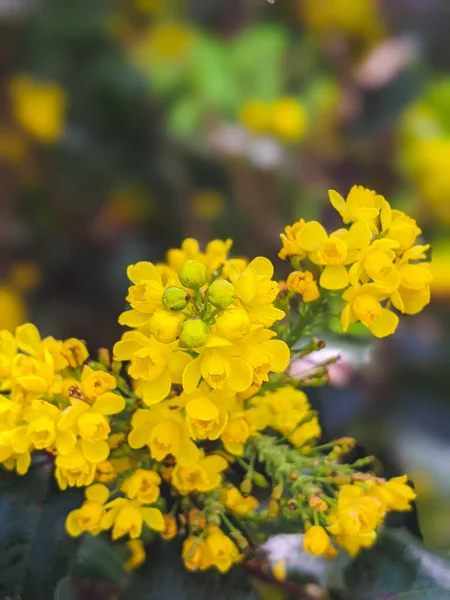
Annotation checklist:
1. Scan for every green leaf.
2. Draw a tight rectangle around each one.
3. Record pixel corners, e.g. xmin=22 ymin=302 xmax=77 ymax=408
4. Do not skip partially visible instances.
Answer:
xmin=0 ymin=463 xmax=51 ymax=598
xmin=345 ymin=528 xmax=450 ymax=599
xmin=168 ymin=96 xmax=204 ymax=138
xmin=120 ymin=539 xmax=257 ymax=600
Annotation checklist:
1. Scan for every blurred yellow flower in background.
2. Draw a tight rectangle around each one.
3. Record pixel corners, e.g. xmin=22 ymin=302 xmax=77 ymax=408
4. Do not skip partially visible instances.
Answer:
xmin=132 ymin=22 xmax=195 ymax=67
xmin=9 ymin=75 xmax=67 ymax=144
xmin=135 ymin=0 xmax=164 ymax=14
xmin=9 ymin=261 xmax=42 ymax=294
xmin=192 ymin=190 xmax=225 ymax=222
xmin=299 ymin=0 xmax=384 ymax=43
xmin=0 ymin=288 xmax=26 ymax=332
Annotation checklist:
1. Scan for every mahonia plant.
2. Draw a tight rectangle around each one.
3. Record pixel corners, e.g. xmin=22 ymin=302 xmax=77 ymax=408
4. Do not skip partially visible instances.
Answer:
xmin=0 ymin=186 xmax=428 ymax=576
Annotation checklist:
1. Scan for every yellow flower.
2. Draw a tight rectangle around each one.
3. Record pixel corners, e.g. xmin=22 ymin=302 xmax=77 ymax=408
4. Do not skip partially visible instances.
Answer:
xmin=367 ymin=475 xmax=416 ymax=512
xmin=286 ymin=271 xmax=320 ymax=302
xmin=161 ymin=514 xmax=177 ymax=540
xmin=149 ymin=309 xmax=185 ymax=344
xmin=229 ymin=257 xmax=285 ymax=326
xmin=185 ymin=394 xmax=228 ymax=441
xmin=304 ymin=526 xmax=336 ymax=558
xmin=239 ymin=100 xmax=272 ymax=133
xmin=215 ymin=308 xmax=251 ymax=342
xmin=125 ymin=539 xmax=146 ymax=571
xmin=205 ymin=526 xmax=241 ymax=573
xmin=220 ymin=413 xmax=251 ymax=456
xmin=327 ymin=485 xmax=384 ymax=557
xmin=341 ymin=283 xmax=398 ymax=338
xmin=224 ymin=486 xmax=258 ymax=516
xmin=102 ymin=498 xmax=165 ymax=540
xmin=113 ymin=331 xmax=191 ymax=405
xmin=0 ymin=330 xmax=18 ymax=382
xmin=58 ymin=392 xmax=125 ymax=463
xmin=134 ymin=22 xmax=195 ymax=65
xmin=270 ymin=97 xmax=307 ymax=142
xmin=279 ymin=219 xmax=308 ymax=260
xmin=81 ymin=365 xmax=117 ymax=399
xmin=192 ymin=189 xmax=225 ymax=222
xmin=171 ymin=454 xmax=228 ymax=494
xmin=55 ymin=445 xmax=97 ymax=490
xmin=9 ymin=75 xmax=67 ymax=143
xmin=66 ymin=484 xmax=109 ymax=536
xmin=329 ymin=185 xmax=384 ymax=229
xmin=0 ymin=288 xmax=26 ymax=332
xmin=128 ymin=405 xmax=199 ymax=466
xmin=380 ymin=203 xmax=421 ymax=253
xmin=120 ymin=261 xmax=165 ymax=326
xmin=182 ymin=537 xmax=212 ymax=571
xmin=182 ymin=337 xmax=254 ymax=395
xmin=121 ymin=469 xmax=161 ymax=504
xmin=292 ymin=220 xmax=372 ymax=290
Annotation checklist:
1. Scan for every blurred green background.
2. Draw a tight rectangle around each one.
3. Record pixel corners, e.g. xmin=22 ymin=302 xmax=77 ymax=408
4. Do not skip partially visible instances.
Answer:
xmin=0 ymin=0 xmax=449 ymax=549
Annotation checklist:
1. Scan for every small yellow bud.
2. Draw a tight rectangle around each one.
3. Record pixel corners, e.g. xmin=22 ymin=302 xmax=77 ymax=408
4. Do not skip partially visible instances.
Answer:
xmin=239 ymin=478 xmax=253 ymax=496
xmin=150 ymin=309 xmax=184 ymax=344
xmin=178 ymin=259 xmax=207 ymax=289
xmin=162 ymin=286 xmax=190 ymax=311
xmin=179 ymin=318 xmax=210 ymax=348
xmin=252 ymin=472 xmax=269 ymax=488
xmin=206 ymin=279 xmax=236 ymax=309
xmin=215 ymin=307 xmax=251 ymax=341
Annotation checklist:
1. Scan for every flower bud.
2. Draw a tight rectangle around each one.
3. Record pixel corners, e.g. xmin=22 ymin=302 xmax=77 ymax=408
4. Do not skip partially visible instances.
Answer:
xmin=150 ymin=309 xmax=184 ymax=344
xmin=179 ymin=318 xmax=210 ymax=348
xmin=178 ymin=260 xmax=207 ymax=289
xmin=162 ymin=286 xmax=190 ymax=311
xmin=207 ymin=279 xmax=236 ymax=309
xmin=240 ymin=478 xmax=253 ymax=496
xmin=215 ymin=307 xmax=251 ymax=341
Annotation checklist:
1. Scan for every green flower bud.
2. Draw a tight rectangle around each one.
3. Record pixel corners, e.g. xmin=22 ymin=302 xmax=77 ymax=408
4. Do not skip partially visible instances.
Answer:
xmin=207 ymin=279 xmax=236 ymax=309
xmin=162 ymin=286 xmax=190 ymax=311
xmin=179 ymin=318 xmax=210 ymax=348
xmin=178 ymin=260 xmax=207 ymax=289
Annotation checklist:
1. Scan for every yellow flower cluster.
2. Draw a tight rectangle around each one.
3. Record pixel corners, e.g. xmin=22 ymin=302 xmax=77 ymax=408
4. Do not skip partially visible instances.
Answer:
xmin=239 ymin=97 xmax=307 ymax=142
xmin=0 ymin=217 xmax=422 ymax=575
xmin=304 ymin=476 xmax=416 ymax=558
xmin=279 ymin=185 xmax=432 ymax=337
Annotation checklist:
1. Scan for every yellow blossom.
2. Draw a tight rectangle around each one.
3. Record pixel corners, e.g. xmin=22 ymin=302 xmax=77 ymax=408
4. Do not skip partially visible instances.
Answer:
xmin=171 ymin=454 xmax=228 ymax=494
xmin=329 ymin=185 xmax=384 ymax=229
xmin=224 ymin=486 xmax=258 ymax=516
xmin=270 ymin=97 xmax=307 ymax=142
xmin=81 ymin=365 xmax=117 ymax=399
xmin=0 ymin=288 xmax=26 ymax=333
xmin=9 ymin=75 xmax=67 ymax=143
xmin=367 ymin=475 xmax=416 ymax=512
xmin=286 ymin=271 xmax=320 ymax=302
xmin=239 ymin=100 xmax=272 ymax=134
xmin=205 ymin=526 xmax=241 ymax=573
xmin=161 ymin=514 xmax=177 ymax=540
xmin=102 ymin=498 xmax=164 ymax=540
xmin=304 ymin=526 xmax=336 ymax=558
xmin=66 ymin=484 xmax=109 ymax=536
xmin=121 ymin=469 xmax=161 ymax=505
xmin=125 ymin=539 xmax=146 ymax=571
xmin=182 ymin=537 xmax=212 ymax=571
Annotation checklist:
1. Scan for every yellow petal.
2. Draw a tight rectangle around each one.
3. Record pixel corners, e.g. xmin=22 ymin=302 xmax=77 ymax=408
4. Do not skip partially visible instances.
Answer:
xmin=328 ymin=190 xmax=347 ymax=221
xmin=127 ymin=261 xmax=161 ymax=285
xmin=168 ymin=351 xmax=192 ymax=384
xmin=140 ymin=371 xmax=171 ymax=405
xmin=296 ymin=221 xmax=328 ymax=252
xmin=128 ymin=425 xmax=150 ymax=449
xmin=66 ymin=511 xmax=82 ymax=537
xmin=81 ymin=439 xmax=110 ymax=463
xmin=15 ymin=323 xmax=41 ymax=356
xmin=260 ymin=340 xmax=290 ymax=372
xmin=118 ymin=310 xmax=152 ymax=328
xmin=92 ymin=392 xmax=125 ymax=415
xmin=55 ymin=430 xmax=77 ymax=455
xmin=346 ymin=222 xmax=372 ymax=250
xmin=86 ymin=483 xmax=110 ymax=504
xmin=140 ymin=507 xmax=165 ymax=532
xmin=249 ymin=257 xmax=274 ymax=279
xmin=177 ymin=434 xmax=201 ymax=466
xmin=369 ymin=308 xmax=399 ymax=338
xmin=182 ymin=358 xmax=202 ymax=393
xmin=11 ymin=426 xmax=29 ymax=453
xmin=227 ymin=357 xmax=253 ymax=393
xmin=235 ymin=266 xmax=257 ymax=303
xmin=113 ymin=334 xmax=146 ymax=361
xmin=319 ymin=265 xmax=349 ymax=290
xmin=16 ymin=452 xmax=31 ymax=475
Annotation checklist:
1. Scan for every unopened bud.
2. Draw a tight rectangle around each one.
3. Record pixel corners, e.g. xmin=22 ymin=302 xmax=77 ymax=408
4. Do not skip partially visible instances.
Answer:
xmin=287 ymin=499 xmax=297 ymax=511
xmin=178 ymin=260 xmax=207 ymax=289
xmin=179 ymin=318 xmax=210 ymax=348
xmin=207 ymin=279 xmax=236 ymax=309
xmin=188 ymin=508 xmax=206 ymax=532
xmin=268 ymin=500 xmax=279 ymax=518
xmin=272 ymin=484 xmax=283 ymax=501
xmin=162 ymin=286 xmax=190 ymax=311
xmin=289 ymin=472 xmax=298 ymax=481
xmin=252 ymin=472 xmax=269 ymax=488
xmin=150 ymin=309 xmax=184 ymax=343
xmin=230 ymin=530 xmax=249 ymax=550
xmin=240 ymin=478 xmax=253 ymax=496
xmin=98 ymin=348 xmax=110 ymax=367
xmin=215 ymin=307 xmax=251 ymax=341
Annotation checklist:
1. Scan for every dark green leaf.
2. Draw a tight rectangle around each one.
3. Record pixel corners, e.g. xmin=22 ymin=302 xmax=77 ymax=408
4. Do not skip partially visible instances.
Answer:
xmin=345 ymin=528 xmax=450 ymax=599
